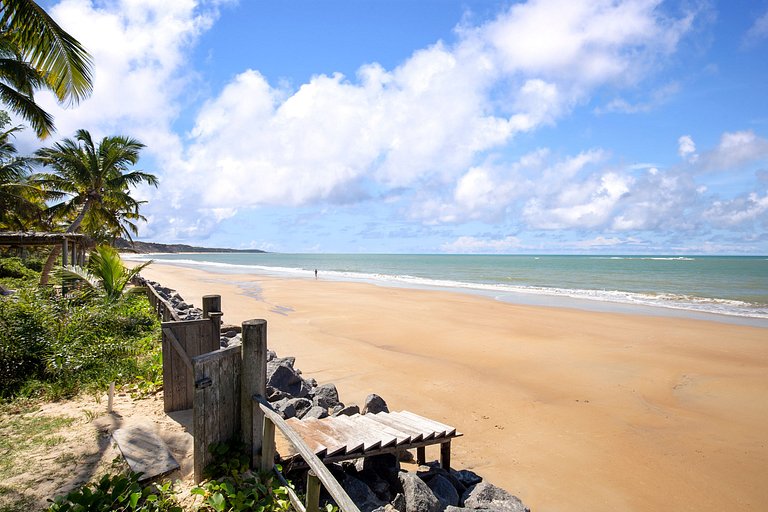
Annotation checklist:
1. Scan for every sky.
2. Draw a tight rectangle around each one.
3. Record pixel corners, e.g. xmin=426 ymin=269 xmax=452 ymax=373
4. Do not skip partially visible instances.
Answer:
xmin=19 ymin=0 xmax=768 ymax=254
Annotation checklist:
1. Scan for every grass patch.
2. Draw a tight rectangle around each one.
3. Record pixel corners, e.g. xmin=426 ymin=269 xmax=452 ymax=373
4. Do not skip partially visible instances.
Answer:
xmin=0 ymin=406 xmax=76 ymax=480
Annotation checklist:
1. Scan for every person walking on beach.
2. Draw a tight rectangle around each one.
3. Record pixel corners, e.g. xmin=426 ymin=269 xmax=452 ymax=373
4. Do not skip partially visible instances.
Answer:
xmin=314 ymin=269 xmax=318 ymax=279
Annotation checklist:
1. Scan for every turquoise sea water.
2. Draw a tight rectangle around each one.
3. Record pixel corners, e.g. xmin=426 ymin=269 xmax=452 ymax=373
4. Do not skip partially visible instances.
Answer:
xmin=124 ymin=253 xmax=768 ymax=326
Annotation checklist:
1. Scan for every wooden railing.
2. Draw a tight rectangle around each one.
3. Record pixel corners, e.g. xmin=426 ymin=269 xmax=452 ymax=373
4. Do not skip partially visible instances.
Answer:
xmin=134 ymin=276 xmax=181 ymax=321
xmin=254 ymin=395 xmax=361 ymax=512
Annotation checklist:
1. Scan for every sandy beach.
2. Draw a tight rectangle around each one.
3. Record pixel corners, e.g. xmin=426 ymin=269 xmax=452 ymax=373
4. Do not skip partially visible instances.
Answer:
xmin=138 ymin=262 xmax=768 ymax=512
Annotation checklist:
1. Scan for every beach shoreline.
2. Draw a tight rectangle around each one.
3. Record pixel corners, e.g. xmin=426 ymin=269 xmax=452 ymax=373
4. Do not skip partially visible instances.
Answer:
xmin=137 ymin=262 xmax=768 ymax=512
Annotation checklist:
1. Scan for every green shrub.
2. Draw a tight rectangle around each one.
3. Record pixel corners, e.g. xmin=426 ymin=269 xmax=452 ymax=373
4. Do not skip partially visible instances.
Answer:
xmin=0 ymin=277 xmax=160 ymax=400
xmin=192 ymin=442 xmax=292 ymax=512
xmin=48 ymin=472 xmax=181 ymax=512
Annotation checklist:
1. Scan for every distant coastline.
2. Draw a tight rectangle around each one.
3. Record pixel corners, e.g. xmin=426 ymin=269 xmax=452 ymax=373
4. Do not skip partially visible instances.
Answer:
xmin=115 ymin=238 xmax=266 ymax=254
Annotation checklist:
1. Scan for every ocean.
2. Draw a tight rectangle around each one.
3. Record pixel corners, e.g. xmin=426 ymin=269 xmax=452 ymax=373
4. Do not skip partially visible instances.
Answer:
xmin=124 ymin=253 xmax=768 ymax=327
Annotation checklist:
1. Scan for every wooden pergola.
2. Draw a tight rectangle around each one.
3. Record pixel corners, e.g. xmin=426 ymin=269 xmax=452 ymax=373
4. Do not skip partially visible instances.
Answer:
xmin=0 ymin=231 xmax=88 ymax=266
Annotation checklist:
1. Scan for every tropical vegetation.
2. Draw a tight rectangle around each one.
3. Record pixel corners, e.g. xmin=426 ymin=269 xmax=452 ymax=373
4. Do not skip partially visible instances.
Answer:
xmin=0 ymin=0 xmax=93 ymax=138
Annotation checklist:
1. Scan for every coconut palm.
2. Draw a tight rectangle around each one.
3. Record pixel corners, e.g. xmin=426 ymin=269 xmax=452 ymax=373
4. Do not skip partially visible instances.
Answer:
xmin=0 ymin=0 xmax=93 ymax=137
xmin=34 ymin=129 xmax=158 ymax=284
xmin=56 ymin=244 xmax=152 ymax=303
xmin=0 ymin=124 xmax=43 ymax=228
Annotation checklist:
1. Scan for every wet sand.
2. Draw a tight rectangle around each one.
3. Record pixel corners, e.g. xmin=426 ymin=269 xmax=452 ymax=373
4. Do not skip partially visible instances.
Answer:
xmin=138 ymin=263 xmax=768 ymax=512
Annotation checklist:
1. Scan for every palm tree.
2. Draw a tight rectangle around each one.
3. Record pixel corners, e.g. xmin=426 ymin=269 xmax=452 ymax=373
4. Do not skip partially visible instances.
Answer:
xmin=56 ymin=244 xmax=152 ymax=303
xmin=34 ymin=129 xmax=158 ymax=284
xmin=0 ymin=0 xmax=93 ymax=137
xmin=0 ymin=124 xmax=43 ymax=228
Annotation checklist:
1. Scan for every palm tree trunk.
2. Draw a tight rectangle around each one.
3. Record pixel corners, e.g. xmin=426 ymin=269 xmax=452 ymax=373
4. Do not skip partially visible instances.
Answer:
xmin=38 ymin=202 xmax=90 ymax=285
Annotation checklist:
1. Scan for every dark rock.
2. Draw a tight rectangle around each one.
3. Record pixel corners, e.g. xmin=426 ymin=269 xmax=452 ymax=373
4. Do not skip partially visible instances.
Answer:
xmin=301 ymin=405 xmax=329 ymax=419
xmin=362 ymin=394 xmax=389 ymax=414
xmin=451 ymin=469 xmax=482 ymax=488
xmin=398 ymin=450 xmax=415 ymax=463
xmin=462 ymin=482 xmax=529 ymax=512
xmin=444 ymin=507 xmax=465 ymax=512
xmin=342 ymin=474 xmax=387 ymax=512
xmin=272 ymin=398 xmax=296 ymax=419
xmin=222 ymin=330 xmax=238 ymax=338
xmin=428 ymin=475 xmax=460 ymax=509
xmin=398 ymin=472 xmax=441 ymax=512
xmin=220 ymin=324 xmax=242 ymax=334
xmin=306 ymin=377 xmax=318 ymax=387
xmin=371 ymin=506 xmax=399 ymax=512
xmin=391 ymin=493 xmax=406 ymax=512
xmin=267 ymin=362 xmax=311 ymax=398
xmin=287 ymin=397 xmax=312 ymax=416
xmin=418 ymin=464 xmax=466 ymax=495
xmin=267 ymin=387 xmax=290 ymax=402
xmin=311 ymin=383 xmax=341 ymax=409
xmin=267 ymin=350 xmax=276 ymax=361
xmin=333 ymin=404 xmax=360 ymax=417
xmin=272 ymin=356 xmax=296 ymax=368
xmin=176 ymin=301 xmax=190 ymax=311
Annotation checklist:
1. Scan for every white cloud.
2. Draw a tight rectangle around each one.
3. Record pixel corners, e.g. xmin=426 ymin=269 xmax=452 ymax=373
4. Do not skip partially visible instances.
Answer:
xmin=678 ymin=134 xmax=698 ymax=161
xmin=524 ymin=171 xmax=632 ymax=229
xmin=441 ymin=235 xmax=522 ymax=254
xmin=743 ymin=8 xmax=768 ymax=47
xmin=705 ymin=191 xmax=768 ymax=227
xmin=171 ymin=0 xmax=698 ymax=224
xmin=14 ymin=0 xmax=703 ymax=243
xmin=698 ymin=130 xmax=768 ymax=171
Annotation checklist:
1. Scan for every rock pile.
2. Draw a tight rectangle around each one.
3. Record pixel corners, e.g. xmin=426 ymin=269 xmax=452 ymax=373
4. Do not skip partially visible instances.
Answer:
xmin=140 ymin=278 xmax=530 ymax=512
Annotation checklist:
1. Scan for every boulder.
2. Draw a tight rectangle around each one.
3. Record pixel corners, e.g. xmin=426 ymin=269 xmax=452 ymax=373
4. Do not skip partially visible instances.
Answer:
xmin=362 ymin=394 xmax=389 ymax=414
xmin=301 ymin=405 xmax=329 ymax=419
xmin=333 ymin=404 xmax=360 ymax=417
xmin=342 ymin=474 xmax=387 ymax=512
xmin=427 ymin=474 xmax=460 ymax=509
xmin=272 ymin=398 xmax=296 ymax=419
xmin=397 ymin=472 xmax=441 ymax=512
xmin=462 ymin=482 xmax=529 ymax=512
xmin=391 ymin=493 xmax=406 ymax=512
xmin=267 ymin=362 xmax=311 ymax=398
xmin=311 ymin=383 xmax=341 ymax=409
xmin=286 ymin=397 xmax=312 ymax=416
xmin=220 ymin=324 xmax=242 ymax=334
xmin=451 ymin=469 xmax=482 ymax=488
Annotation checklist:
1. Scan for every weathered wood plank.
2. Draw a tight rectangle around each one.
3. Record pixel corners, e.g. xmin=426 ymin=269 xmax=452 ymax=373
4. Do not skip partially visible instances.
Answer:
xmin=112 ymin=425 xmax=179 ymax=481
xmin=242 ymin=319 xmax=267 ymax=467
xmin=301 ymin=417 xmax=365 ymax=455
xmin=346 ymin=414 xmax=404 ymax=447
xmin=256 ymin=398 xmax=362 ymax=512
xmin=386 ymin=412 xmax=442 ymax=439
xmin=398 ymin=410 xmax=456 ymax=436
xmin=162 ymin=328 xmax=193 ymax=373
xmin=368 ymin=413 xmax=425 ymax=442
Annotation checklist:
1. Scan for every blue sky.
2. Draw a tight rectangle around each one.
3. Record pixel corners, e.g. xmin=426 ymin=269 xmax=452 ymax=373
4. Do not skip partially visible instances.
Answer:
xmin=22 ymin=0 xmax=768 ymax=254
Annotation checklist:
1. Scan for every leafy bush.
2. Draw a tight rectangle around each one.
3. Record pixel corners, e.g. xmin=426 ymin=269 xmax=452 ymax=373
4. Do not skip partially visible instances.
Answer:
xmin=192 ymin=442 xmax=292 ymax=512
xmin=48 ymin=472 xmax=181 ymax=512
xmin=0 ymin=257 xmax=38 ymax=280
xmin=0 ymin=273 xmax=160 ymax=400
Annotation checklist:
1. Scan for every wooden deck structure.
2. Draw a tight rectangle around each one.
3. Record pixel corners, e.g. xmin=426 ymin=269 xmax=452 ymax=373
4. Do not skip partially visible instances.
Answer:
xmin=0 ymin=231 xmax=87 ymax=266
xmin=283 ymin=411 xmax=461 ymax=468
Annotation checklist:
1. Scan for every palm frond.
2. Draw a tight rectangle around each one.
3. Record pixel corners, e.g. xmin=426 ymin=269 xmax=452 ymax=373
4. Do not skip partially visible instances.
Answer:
xmin=0 ymin=0 xmax=93 ymax=105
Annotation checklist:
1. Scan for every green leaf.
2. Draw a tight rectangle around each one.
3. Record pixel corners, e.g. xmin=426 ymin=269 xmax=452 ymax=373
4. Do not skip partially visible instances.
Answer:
xmin=208 ymin=492 xmax=226 ymax=512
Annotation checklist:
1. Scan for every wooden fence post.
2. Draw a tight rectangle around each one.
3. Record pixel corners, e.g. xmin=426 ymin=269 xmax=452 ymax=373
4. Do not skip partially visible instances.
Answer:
xmin=306 ymin=471 xmax=321 ymax=512
xmin=241 ymin=319 xmax=267 ymax=468
xmin=202 ymin=295 xmax=221 ymax=319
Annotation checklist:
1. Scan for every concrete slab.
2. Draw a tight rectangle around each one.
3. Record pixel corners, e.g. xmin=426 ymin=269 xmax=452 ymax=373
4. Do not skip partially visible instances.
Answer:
xmin=112 ymin=424 xmax=180 ymax=481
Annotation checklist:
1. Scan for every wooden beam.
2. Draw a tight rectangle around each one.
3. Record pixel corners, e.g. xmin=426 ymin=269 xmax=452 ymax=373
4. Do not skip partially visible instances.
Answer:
xmin=440 ymin=440 xmax=451 ymax=470
xmin=162 ymin=327 xmax=193 ymax=373
xmin=306 ymin=471 xmax=321 ymax=512
xmin=255 ymin=396 xmax=361 ymax=512
xmin=242 ymin=319 xmax=267 ymax=466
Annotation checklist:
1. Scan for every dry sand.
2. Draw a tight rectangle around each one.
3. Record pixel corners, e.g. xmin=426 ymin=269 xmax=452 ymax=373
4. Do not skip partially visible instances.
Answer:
xmin=137 ymin=263 xmax=768 ymax=512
